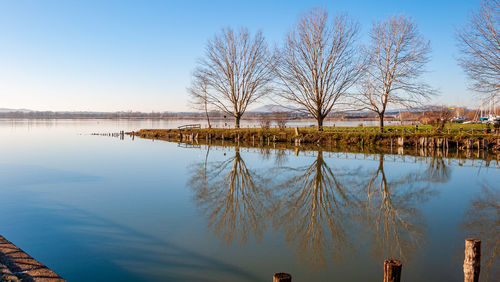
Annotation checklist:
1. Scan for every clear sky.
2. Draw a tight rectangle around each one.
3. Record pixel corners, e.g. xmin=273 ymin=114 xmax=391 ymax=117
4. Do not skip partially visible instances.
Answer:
xmin=0 ymin=0 xmax=481 ymax=112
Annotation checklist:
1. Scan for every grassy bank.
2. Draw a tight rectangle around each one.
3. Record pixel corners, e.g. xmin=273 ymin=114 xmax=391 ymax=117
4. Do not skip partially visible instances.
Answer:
xmin=128 ymin=123 xmax=500 ymax=151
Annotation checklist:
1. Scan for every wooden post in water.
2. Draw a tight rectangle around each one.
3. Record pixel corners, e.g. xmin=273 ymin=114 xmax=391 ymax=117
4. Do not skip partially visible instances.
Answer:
xmin=384 ymin=259 xmax=402 ymax=282
xmin=273 ymin=272 xmax=291 ymax=282
xmin=464 ymin=239 xmax=481 ymax=282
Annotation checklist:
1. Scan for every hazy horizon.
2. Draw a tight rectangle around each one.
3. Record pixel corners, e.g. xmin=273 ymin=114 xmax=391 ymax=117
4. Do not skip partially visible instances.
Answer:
xmin=0 ymin=0 xmax=484 ymax=112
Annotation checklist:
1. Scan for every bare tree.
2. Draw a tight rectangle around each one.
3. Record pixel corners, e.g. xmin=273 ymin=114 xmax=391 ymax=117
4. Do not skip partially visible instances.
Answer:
xmin=188 ymin=70 xmax=212 ymax=128
xmin=457 ymin=0 xmax=500 ymax=94
xmin=274 ymin=8 xmax=360 ymax=131
xmin=355 ymin=16 xmax=432 ymax=132
xmin=259 ymin=115 xmax=271 ymax=129
xmin=196 ymin=27 xmax=273 ymax=128
xmin=419 ymin=105 xmax=454 ymax=132
xmin=272 ymin=111 xmax=288 ymax=130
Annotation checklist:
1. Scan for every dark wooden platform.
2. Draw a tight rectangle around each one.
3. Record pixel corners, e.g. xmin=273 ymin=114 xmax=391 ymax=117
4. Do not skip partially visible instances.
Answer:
xmin=0 ymin=235 xmax=65 ymax=281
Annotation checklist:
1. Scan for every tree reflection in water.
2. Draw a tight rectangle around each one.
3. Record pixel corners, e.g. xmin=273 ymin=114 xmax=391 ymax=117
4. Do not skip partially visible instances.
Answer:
xmin=462 ymin=185 xmax=500 ymax=280
xmin=189 ymin=146 xmax=442 ymax=267
xmin=189 ymin=146 xmax=272 ymax=245
xmin=423 ymin=152 xmax=451 ymax=183
xmin=271 ymin=151 xmax=358 ymax=267
xmin=356 ymin=154 xmax=435 ymax=262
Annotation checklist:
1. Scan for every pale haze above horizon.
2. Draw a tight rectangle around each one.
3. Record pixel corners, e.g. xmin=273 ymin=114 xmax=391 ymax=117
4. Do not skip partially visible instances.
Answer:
xmin=0 ymin=0 xmax=483 ymax=112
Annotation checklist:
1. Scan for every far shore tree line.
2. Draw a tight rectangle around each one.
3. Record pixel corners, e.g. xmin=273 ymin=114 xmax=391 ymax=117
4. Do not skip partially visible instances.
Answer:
xmin=189 ymin=1 xmax=499 ymax=132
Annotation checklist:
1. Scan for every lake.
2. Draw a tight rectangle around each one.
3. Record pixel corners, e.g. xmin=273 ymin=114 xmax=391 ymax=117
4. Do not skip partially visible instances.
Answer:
xmin=0 ymin=119 xmax=498 ymax=281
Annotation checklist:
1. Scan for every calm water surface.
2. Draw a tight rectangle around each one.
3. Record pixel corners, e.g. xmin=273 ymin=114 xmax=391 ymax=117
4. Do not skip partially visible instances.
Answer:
xmin=0 ymin=119 xmax=499 ymax=281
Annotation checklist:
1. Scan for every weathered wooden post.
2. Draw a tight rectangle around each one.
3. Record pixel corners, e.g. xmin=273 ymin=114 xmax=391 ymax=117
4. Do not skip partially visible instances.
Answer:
xmin=397 ymin=137 xmax=404 ymax=147
xmin=466 ymin=139 xmax=473 ymax=150
xmin=463 ymin=238 xmax=481 ymax=282
xmin=273 ymin=272 xmax=291 ymax=282
xmin=384 ymin=259 xmax=402 ymax=282
xmin=436 ymin=138 xmax=443 ymax=148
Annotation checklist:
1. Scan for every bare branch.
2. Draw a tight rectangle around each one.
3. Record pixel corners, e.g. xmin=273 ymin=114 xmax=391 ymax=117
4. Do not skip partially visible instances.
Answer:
xmin=187 ymin=69 xmax=212 ymax=128
xmin=195 ymin=27 xmax=274 ymax=128
xmin=457 ymin=0 xmax=500 ymax=95
xmin=274 ymin=8 xmax=361 ymax=131
xmin=354 ymin=15 xmax=433 ymax=132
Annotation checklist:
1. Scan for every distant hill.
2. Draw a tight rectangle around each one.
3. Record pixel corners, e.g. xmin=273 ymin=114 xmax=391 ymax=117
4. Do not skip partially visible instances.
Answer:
xmin=0 ymin=108 xmax=32 ymax=113
xmin=250 ymin=104 xmax=298 ymax=113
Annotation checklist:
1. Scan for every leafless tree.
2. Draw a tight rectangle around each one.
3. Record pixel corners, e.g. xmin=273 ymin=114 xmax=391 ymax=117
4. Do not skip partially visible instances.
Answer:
xmin=272 ymin=111 xmax=289 ymax=130
xmin=419 ymin=105 xmax=454 ymax=131
xmin=188 ymin=69 xmax=212 ymax=128
xmin=457 ymin=0 xmax=500 ymax=94
xmin=196 ymin=27 xmax=273 ymax=128
xmin=274 ymin=8 xmax=361 ymax=131
xmin=259 ymin=115 xmax=271 ymax=129
xmin=355 ymin=15 xmax=433 ymax=132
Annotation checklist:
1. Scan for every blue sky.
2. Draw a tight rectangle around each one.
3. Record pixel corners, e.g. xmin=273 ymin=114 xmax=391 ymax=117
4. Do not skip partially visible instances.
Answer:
xmin=0 ymin=0 xmax=481 ymax=111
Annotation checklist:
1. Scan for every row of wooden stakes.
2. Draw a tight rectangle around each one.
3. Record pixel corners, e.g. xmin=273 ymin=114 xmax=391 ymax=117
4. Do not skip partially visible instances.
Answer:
xmin=272 ymin=238 xmax=481 ymax=282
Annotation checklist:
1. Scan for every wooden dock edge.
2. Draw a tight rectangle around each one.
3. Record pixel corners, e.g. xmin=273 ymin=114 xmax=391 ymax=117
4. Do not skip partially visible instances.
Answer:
xmin=0 ymin=235 xmax=65 ymax=281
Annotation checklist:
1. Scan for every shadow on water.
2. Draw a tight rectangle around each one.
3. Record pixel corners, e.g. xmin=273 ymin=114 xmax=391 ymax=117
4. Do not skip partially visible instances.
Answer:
xmin=187 ymin=144 xmax=450 ymax=268
xmin=8 ymin=201 xmax=264 ymax=282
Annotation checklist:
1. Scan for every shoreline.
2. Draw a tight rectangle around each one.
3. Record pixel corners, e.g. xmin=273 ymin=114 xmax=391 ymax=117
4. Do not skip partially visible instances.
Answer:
xmin=127 ymin=125 xmax=500 ymax=152
xmin=127 ymin=137 xmax=500 ymax=165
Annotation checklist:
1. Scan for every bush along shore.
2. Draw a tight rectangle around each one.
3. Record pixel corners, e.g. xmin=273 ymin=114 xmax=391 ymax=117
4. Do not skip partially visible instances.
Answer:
xmin=126 ymin=124 xmax=500 ymax=152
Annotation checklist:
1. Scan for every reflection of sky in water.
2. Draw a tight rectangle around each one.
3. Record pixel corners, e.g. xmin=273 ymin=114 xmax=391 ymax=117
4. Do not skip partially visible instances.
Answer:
xmin=0 ymin=119 xmax=498 ymax=281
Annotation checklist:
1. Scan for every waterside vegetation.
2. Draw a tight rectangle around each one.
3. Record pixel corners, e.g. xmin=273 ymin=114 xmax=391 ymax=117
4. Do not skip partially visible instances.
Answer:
xmin=128 ymin=123 xmax=500 ymax=152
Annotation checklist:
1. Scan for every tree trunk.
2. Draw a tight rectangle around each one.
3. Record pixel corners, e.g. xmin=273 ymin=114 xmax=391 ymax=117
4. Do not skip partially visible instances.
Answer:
xmin=317 ymin=116 xmax=324 ymax=131
xmin=234 ymin=115 xmax=241 ymax=129
xmin=205 ymin=108 xmax=211 ymax=129
xmin=379 ymin=113 xmax=385 ymax=133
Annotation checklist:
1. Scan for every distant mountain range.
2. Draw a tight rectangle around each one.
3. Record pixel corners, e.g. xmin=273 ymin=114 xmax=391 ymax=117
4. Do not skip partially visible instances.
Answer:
xmin=0 ymin=105 xmax=469 ymax=115
xmin=250 ymin=104 xmax=298 ymax=112
xmin=249 ymin=104 xmax=447 ymax=114
xmin=0 ymin=108 xmax=32 ymax=113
